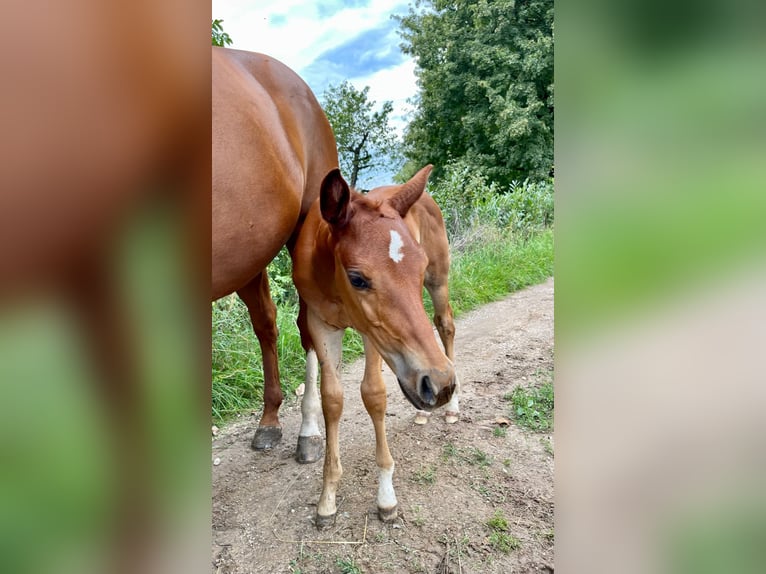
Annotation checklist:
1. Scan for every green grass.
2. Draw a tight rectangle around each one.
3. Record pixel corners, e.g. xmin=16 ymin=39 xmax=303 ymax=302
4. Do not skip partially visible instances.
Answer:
xmin=411 ymin=464 xmax=437 ymax=485
xmin=486 ymin=510 xmax=521 ymax=553
xmin=506 ymin=378 xmax=554 ymax=432
xmin=426 ymin=228 xmax=553 ymax=318
xmin=336 ymin=556 xmax=362 ymax=574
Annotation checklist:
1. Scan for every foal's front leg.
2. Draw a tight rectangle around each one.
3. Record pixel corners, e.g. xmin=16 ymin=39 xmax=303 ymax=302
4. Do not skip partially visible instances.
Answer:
xmin=360 ymin=336 xmax=398 ymax=522
xmin=308 ymin=311 xmax=345 ymax=529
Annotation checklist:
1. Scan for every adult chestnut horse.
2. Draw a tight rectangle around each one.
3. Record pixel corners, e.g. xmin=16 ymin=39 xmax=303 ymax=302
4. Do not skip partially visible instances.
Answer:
xmin=212 ymin=47 xmax=339 ymax=451
xmin=292 ymin=165 xmax=458 ymax=527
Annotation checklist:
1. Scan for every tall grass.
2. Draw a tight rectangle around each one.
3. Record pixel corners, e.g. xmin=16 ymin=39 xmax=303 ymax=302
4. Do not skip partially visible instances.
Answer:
xmin=212 ymin=163 xmax=554 ymax=423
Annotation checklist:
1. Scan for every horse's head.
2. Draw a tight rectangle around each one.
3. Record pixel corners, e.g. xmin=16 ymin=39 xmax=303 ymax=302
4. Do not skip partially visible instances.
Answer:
xmin=319 ymin=165 xmax=456 ymax=411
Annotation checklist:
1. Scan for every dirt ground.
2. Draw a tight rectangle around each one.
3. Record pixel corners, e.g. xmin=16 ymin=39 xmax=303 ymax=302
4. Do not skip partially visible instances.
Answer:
xmin=212 ymin=278 xmax=554 ymax=574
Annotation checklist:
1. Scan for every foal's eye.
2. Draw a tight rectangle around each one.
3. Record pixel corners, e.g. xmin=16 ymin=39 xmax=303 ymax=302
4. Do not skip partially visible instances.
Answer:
xmin=347 ymin=271 xmax=371 ymax=290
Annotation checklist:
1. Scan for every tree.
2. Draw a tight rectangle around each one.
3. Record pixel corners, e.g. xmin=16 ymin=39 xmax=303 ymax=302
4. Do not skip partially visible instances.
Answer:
xmin=321 ymin=81 xmax=401 ymax=189
xmin=212 ymin=19 xmax=232 ymax=47
xmin=397 ymin=0 xmax=553 ymax=186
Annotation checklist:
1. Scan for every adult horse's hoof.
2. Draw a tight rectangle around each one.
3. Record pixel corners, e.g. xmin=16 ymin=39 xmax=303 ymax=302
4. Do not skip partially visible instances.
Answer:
xmin=445 ymin=411 xmax=460 ymax=424
xmin=414 ymin=411 xmax=430 ymax=425
xmin=315 ymin=512 xmax=336 ymax=530
xmin=295 ymin=435 xmax=324 ymax=464
xmin=378 ymin=505 xmax=398 ymax=523
xmin=250 ymin=426 xmax=282 ymax=451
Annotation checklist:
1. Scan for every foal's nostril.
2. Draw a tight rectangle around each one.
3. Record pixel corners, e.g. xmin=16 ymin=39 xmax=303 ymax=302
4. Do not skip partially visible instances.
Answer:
xmin=419 ymin=375 xmax=438 ymax=407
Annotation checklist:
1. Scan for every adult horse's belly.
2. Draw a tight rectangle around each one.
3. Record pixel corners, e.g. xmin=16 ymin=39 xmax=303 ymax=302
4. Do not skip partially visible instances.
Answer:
xmin=211 ymin=50 xmax=303 ymax=300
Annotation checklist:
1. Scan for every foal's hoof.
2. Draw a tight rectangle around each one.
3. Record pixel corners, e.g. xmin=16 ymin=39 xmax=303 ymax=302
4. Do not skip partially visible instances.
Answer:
xmin=414 ymin=411 xmax=431 ymax=425
xmin=445 ymin=411 xmax=460 ymax=424
xmin=315 ymin=512 xmax=336 ymax=530
xmin=378 ymin=505 xmax=398 ymax=523
xmin=295 ymin=435 xmax=323 ymax=464
xmin=250 ymin=426 xmax=282 ymax=451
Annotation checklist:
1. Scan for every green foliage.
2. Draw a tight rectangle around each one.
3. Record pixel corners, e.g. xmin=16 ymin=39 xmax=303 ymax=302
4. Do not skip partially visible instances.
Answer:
xmin=445 ymin=229 xmax=553 ymax=316
xmin=507 ymin=379 xmax=554 ymax=432
xmin=487 ymin=510 xmax=521 ymax=553
xmin=321 ymin=81 xmax=401 ymax=189
xmin=212 ymin=19 xmax=232 ymax=47
xmin=336 ymin=556 xmax=362 ymax=574
xmin=412 ymin=464 xmax=437 ymax=485
xmin=397 ymin=0 xmax=554 ymax=186
xmin=428 ymin=160 xmax=554 ymax=243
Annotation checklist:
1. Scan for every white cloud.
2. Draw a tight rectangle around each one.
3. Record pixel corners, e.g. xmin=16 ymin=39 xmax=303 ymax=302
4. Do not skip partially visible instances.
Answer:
xmin=212 ymin=0 xmax=410 ymax=73
xmin=349 ymin=59 xmax=417 ymax=137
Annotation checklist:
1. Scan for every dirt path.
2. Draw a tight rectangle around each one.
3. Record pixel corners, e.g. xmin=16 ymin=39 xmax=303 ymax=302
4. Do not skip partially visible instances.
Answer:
xmin=212 ymin=278 xmax=554 ymax=574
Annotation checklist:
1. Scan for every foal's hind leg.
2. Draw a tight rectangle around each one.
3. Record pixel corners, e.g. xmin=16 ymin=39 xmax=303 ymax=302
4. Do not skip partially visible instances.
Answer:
xmin=415 ymin=275 xmax=460 ymax=425
xmin=237 ymin=271 xmax=283 ymax=450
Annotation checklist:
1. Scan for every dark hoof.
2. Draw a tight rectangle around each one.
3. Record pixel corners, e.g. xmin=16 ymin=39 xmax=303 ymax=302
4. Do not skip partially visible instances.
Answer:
xmin=250 ymin=426 xmax=282 ymax=451
xmin=315 ymin=512 xmax=336 ymax=530
xmin=295 ymin=435 xmax=323 ymax=464
xmin=378 ymin=505 xmax=398 ymax=523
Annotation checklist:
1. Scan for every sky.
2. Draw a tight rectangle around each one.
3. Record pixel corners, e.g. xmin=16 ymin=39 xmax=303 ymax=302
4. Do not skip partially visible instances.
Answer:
xmin=211 ymin=0 xmax=418 ymax=143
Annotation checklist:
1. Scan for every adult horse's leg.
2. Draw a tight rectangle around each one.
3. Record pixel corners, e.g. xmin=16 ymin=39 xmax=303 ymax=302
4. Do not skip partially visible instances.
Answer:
xmin=307 ymin=309 xmax=344 ymax=529
xmin=360 ymin=336 xmax=398 ymax=522
xmin=295 ymin=298 xmax=323 ymax=463
xmin=67 ymin=254 xmax=154 ymax=574
xmin=237 ymin=271 xmax=283 ymax=450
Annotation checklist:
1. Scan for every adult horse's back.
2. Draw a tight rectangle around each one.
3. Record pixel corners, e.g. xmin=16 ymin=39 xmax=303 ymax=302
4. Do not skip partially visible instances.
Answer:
xmin=212 ymin=47 xmax=338 ymax=449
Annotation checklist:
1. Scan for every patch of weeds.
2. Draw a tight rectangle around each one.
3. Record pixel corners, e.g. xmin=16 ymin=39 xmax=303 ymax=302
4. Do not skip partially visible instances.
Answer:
xmin=336 ymin=556 xmax=362 ymax=574
xmin=541 ymin=437 xmax=554 ymax=456
xmin=467 ymin=447 xmax=491 ymax=467
xmin=508 ymin=380 xmax=554 ymax=431
xmin=444 ymin=443 xmax=492 ymax=467
xmin=490 ymin=531 xmax=521 ymax=553
xmin=410 ymin=505 xmax=425 ymax=527
xmin=487 ymin=510 xmax=521 ymax=553
xmin=493 ymin=426 xmax=507 ymax=437
xmin=411 ymin=464 xmax=436 ymax=485
xmin=374 ymin=531 xmax=386 ymax=543
xmin=442 ymin=441 xmax=458 ymax=460
xmin=288 ymin=559 xmax=302 ymax=574
xmin=487 ymin=510 xmax=509 ymax=532
xmin=502 ymin=458 xmax=512 ymax=467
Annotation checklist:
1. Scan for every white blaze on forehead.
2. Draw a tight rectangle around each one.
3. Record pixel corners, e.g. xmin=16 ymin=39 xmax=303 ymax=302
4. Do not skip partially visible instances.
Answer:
xmin=389 ymin=230 xmax=404 ymax=263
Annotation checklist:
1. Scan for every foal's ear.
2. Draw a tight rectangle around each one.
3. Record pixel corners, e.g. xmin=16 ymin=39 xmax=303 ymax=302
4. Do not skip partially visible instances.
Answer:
xmin=320 ymin=168 xmax=351 ymax=227
xmin=389 ymin=164 xmax=433 ymax=217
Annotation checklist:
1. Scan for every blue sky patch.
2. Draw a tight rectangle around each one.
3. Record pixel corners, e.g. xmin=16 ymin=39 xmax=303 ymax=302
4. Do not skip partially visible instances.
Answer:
xmin=317 ymin=0 xmax=372 ymax=20
xmin=302 ymin=20 xmax=404 ymax=93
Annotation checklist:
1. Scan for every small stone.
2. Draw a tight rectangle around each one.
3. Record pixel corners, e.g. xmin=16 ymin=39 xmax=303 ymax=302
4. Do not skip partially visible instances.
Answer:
xmin=295 ymin=383 xmax=305 ymax=396
xmin=212 ymin=425 xmax=219 ymax=436
xmin=213 ymin=457 xmax=221 ymax=466
xmin=392 ymin=523 xmax=401 ymax=529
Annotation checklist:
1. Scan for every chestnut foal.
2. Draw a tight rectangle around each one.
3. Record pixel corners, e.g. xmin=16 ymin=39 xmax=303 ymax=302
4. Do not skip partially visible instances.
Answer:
xmin=292 ymin=165 xmax=458 ymax=527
